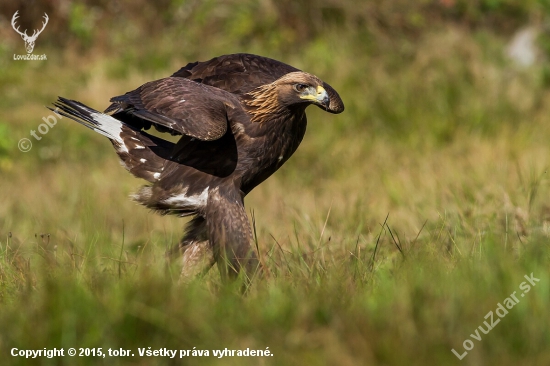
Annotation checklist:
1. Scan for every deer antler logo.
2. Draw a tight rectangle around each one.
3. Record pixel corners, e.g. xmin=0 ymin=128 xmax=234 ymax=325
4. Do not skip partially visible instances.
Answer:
xmin=11 ymin=11 xmax=49 ymax=54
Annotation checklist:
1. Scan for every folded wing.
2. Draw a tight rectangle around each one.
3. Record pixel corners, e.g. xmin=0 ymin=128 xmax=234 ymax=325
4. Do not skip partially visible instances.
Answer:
xmin=105 ymin=77 xmax=235 ymax=141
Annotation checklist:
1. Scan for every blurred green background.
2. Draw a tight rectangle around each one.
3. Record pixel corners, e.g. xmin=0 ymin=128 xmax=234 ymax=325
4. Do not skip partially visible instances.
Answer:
xmin=0 ymin=1 xmax=550 ymax=365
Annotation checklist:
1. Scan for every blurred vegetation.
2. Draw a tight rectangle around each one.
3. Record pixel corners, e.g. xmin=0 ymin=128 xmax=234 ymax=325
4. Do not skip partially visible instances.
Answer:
xmin=1 ymin=0 xmax=550 ymax=365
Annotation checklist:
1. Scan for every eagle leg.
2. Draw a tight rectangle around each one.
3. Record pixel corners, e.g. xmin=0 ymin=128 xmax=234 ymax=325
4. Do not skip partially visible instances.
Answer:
xmin=206 ymin=186 xmax=261 ymax=282
xmin=175 ymin=217 xmax=216 ymax=282
xmin=180 ymin=240 xmax=215 ymax=282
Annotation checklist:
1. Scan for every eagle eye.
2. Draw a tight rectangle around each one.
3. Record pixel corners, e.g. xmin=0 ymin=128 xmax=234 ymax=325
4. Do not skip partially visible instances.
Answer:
xmin=293 ymin=83 xmax=309 ymax=93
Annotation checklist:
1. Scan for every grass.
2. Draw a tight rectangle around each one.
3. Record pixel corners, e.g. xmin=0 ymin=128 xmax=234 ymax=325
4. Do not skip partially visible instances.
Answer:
xmin=1 ymin=2 xmax=550 ymax=364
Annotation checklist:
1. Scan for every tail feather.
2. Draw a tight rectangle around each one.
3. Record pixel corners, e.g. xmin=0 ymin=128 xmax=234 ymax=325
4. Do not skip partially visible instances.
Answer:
xmin=51 ymin=97 xmax=174 ymax=183
xmin=51 ymin=97 xmax=123 ymax=142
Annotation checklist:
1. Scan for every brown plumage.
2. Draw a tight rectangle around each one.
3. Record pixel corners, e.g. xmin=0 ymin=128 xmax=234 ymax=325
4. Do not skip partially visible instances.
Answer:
xmin=50 ymin=53 xmax=344 ymax=282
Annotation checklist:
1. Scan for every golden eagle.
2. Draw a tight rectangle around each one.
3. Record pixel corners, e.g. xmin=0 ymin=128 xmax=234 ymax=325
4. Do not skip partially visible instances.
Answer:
xmin=52 ymin=53 xmax=344 ymax=281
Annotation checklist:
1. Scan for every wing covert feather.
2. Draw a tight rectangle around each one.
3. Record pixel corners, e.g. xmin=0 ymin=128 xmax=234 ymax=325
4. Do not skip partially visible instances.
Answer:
xmin=171 ymin=53 xmax=299 ymax=94
xmin=107 ymin=77 xmax=234 ymax=141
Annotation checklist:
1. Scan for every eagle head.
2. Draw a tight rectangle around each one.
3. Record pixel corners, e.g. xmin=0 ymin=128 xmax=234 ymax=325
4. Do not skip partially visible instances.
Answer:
xmin=274 ymin=72 xmax=344 ymax=114
xmin=244 ymin=71 xmax=344 ymax=122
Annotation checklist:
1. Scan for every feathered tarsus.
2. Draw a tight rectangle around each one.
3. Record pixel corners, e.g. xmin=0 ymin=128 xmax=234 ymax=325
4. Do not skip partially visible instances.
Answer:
xmin=51 ymin=53 xmax=344 ymax=282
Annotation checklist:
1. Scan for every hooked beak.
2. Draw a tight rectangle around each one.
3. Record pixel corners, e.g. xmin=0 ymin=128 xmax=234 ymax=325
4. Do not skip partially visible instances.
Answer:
xmin=300 ymin=85 xmax=330 ymax=110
